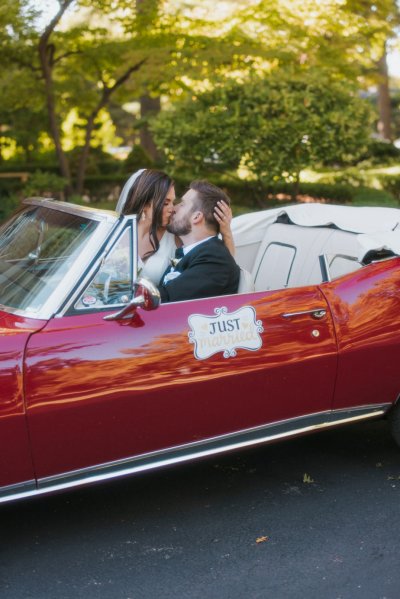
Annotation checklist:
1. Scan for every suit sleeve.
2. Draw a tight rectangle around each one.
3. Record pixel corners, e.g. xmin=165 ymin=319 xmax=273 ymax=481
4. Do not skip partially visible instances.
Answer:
xmin=159 ymin=244 xmax=239 ymax=303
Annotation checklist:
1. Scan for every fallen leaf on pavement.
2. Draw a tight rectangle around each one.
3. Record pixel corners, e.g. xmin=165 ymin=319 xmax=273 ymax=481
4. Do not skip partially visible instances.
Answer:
xmin=256 ymin=536 xmax=269 ymax=544
xmin=303 ymin=473 xmax=314 ymax=484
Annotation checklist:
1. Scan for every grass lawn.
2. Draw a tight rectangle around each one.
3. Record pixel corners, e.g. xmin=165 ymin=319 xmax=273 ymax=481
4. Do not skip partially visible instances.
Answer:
xmin=352 ymin=187 xmax=399 ymax=207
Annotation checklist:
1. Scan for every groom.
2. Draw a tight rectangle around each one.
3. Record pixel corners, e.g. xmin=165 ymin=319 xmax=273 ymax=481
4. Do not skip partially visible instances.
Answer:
xmin=159 ymin=180 xmax=240 ymax=303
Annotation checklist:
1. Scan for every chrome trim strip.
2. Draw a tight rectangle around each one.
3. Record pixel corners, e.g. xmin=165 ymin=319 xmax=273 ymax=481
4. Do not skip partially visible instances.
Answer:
xmin=23 ymin=198 xmax=118 ymax=223
xmin=0 ymin=404 xmax=390 ymax=504
xmin=56 ymin=215 xmax=138 ymax=317
xmin=0 ymin=480 xmax=36 ymax=501
xmin=39 ymin=220 xmax=117 ymax=319
xmin=254 ymin=241 xmax=297 ymax=289
xmin=282 ymin=308 xmax=327 ymax=319
xmin=319 ymin=254 xmax=331 ymax=282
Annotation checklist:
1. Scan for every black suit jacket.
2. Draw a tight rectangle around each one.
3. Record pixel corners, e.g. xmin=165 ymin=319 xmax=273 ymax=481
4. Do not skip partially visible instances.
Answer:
xmin=159 ymin=236 xmax=240 ymax=303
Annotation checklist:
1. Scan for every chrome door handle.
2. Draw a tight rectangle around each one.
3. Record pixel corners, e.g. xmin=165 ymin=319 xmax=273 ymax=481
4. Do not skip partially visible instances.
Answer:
xmin=282 ymin=308 xmax=327 ymax=320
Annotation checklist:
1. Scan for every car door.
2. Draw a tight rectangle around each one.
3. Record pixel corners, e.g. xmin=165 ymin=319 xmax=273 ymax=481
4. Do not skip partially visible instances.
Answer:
xmin=321 ymin=257 xmax=400 ymax=411
xmin=24 ymin=242 xmax=338 ymax=484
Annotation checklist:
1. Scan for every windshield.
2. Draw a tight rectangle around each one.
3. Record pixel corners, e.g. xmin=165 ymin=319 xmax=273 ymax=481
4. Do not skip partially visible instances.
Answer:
xmin=0 ymin=206 xmax=99 ymax=314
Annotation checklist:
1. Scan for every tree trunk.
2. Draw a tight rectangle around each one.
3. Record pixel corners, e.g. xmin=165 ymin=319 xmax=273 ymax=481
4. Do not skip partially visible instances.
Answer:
xmin=75 ymin=61 xmax=147 ymax=195
xmin=291 ymin=173 xmax=300 ymax=203
xmin=377 ymin=47 xmax=392 ymax=141
xmin=140 ymin=95 xmax=161 ymax=162
xmin=136 ymin=0 xmax=161 ymax=162
xmin=76 ymin=113 xmax=97 ymax=196
xmin=38 ymin=1 xmax=74 ymax=194
xmin=38 ymin=42 xmax=71 ymax=190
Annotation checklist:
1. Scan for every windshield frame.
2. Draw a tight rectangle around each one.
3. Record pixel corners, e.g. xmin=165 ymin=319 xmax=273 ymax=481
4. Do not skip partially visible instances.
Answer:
xmin=58 ymin=215 xmax=138 ymax=317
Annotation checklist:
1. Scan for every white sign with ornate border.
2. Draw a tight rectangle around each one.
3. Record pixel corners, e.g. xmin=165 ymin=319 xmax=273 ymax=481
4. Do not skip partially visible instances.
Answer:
xmin=188 ymin=306 xmax=264 ymax=360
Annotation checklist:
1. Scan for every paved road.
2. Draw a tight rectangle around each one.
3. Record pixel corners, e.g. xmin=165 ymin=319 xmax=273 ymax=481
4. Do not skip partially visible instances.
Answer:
xmin=1 ymin=419 xmax=400 ymax=599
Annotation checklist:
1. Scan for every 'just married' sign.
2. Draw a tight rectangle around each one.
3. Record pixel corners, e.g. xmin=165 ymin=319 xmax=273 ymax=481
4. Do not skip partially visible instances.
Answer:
xmin=188 ymin=306 xmax=263 ymax=360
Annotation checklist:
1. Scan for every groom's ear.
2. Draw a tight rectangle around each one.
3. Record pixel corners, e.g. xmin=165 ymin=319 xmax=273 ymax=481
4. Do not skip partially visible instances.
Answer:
xmin=191 ymin=210 xmax=204 ymax=225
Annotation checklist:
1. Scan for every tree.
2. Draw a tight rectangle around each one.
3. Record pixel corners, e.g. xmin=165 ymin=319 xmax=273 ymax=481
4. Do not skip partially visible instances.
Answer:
xmin=2 ymin=0 xmax=398 ymax=196
xmin=2 ymin=0 xmax=268 ymax=193
xmin=342 ymin=0 xmax=400 ymax=141
xmin=152 ymin=70 xmax=373 ymax=199
xmin=0 ymin=1 xmax=46 ymax=161
xmin=230 ymin=0 xmax=400 ymax=139
xmin=1 ymin=1 xmax=153 ymax=192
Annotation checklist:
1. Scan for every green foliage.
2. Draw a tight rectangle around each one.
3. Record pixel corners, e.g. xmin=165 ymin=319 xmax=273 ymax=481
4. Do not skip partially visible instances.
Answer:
xmin=124 ymin=145 xmax=155 ymax=172
xmin=65 ymin=146 xmax=122 ymax=176
xmin=319 ymin=167 xmax=374 ymax=188
xmin=362 ymin=139 xmax=400 ymax=164
xmin=0 ymin=159 xmax=62 ymax=178
xmin=22 ymin=171 xmax=68 ymax=198
xmin=312 ymin=164 xmax=400 ymax=201
xmin=1 ymin=0 xmax=399 ymax=189
xmin=377 ymin=174 xmax=400 ymax=203
xmin=223 ymin=178 xmax=397 ymax=209
xmin=304 ymin=163 xmax=400 ymax=206
xmin=0 ymin=194 xmax=20 ymax=223
xmin=152 ymin=70 xmax=373 ymax=185
xmin=271 ymin=181 xmax=356 ymax=203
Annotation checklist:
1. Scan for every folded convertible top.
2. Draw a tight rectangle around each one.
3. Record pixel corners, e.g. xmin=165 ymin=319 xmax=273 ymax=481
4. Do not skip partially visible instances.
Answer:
xmin=232 ymin=203 xmax=400 ymax=260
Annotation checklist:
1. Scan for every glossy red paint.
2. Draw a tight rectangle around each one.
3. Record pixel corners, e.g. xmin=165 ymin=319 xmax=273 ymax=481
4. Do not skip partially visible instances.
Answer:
xmin=321 ymin=257 xmax=400 ymax=410
xmin=24 ymin=286 xmax=337 ymax=479
xmin=0 ymin=310 xmax=45 ymax=487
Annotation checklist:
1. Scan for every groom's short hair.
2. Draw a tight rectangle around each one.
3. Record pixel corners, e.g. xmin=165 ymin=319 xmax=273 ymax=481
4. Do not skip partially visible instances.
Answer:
xmin=189 ymin=180 xmax=231 ymax=233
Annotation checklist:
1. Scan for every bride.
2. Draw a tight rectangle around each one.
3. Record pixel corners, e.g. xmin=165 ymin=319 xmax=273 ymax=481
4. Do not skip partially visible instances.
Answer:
xmin=116 ymin=168 xmax=235 ymax=286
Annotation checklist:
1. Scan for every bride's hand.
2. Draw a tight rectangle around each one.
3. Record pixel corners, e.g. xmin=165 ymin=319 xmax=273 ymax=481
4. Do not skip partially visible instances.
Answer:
xmin=214 ymin=201 xmax=235 ymax=257
xmin=214 ymin=201 xmax=232 ymax=233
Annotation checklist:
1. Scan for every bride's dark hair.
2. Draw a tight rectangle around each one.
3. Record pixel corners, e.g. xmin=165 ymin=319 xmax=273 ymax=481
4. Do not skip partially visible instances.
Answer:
xmin=123 ymin=169 xmax=173 ymax=256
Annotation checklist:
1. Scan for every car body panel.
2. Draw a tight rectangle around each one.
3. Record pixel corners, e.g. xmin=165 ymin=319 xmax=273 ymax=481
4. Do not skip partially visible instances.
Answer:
xmin=24 ymin=286 xmax=337 ymax=480
xmin=321 ymin=257 xmax=400 ymax=410
xmin=0 ymin=310 xmax=46 ymax=488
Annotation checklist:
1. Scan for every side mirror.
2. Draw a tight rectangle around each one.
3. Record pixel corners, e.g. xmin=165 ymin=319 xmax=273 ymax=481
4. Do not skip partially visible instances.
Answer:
xmin=103 ymin=277 xmax=160 ymax=321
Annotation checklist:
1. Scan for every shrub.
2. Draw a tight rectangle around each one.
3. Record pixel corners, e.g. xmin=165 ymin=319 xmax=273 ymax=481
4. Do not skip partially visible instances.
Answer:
xmin=152 ymin=69 xmax=373 ymax=187
xmin=0 ymin=194 xmax=20 ymax=222
xmin=0 ymin=161 xmax=60 ymax=175
xmin=66 ymin=147 xmax=122 ymax=176
xmin=22 ymin=171 xmax=68 ymax=199
xmin=379 ymin=175 xmax=400 ymax=203
xmin=324 ymin=168 xmax=372 ymax=188
xmin=363 ymin=139 xmax=400 ymax=164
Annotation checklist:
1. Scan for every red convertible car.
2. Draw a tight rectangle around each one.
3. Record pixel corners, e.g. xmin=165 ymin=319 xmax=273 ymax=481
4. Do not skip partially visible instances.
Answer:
xmin=1 ymin=198 xmax=400 ymax=504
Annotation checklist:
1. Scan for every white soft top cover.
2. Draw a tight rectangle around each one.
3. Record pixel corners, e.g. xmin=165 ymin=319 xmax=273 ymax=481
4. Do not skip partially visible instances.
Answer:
xmin=232 ymin=203 xmax=400 ymax=260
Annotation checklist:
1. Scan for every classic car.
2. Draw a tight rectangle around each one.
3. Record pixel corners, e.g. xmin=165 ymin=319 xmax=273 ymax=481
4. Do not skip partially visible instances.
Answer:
xmin=1 ymin=197 xmax=400 ymax=505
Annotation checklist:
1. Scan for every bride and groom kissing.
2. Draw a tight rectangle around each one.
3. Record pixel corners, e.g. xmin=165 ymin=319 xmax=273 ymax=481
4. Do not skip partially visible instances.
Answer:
xmin=117 ymin=169 xmax=240 ymax=303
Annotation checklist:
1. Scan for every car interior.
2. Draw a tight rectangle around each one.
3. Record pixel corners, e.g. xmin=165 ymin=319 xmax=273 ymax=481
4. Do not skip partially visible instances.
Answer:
xmin=234 ymin=218 xmax=394 ymax=293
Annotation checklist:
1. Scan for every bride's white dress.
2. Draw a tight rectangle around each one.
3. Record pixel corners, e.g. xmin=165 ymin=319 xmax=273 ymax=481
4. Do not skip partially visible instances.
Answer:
xmin=138 ymin=230 xmax=176 ymax=285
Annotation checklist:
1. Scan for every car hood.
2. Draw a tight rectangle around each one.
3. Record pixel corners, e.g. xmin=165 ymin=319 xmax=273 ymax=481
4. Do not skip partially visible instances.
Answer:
xmin=0 ymin=309 xmax=47 ymax=337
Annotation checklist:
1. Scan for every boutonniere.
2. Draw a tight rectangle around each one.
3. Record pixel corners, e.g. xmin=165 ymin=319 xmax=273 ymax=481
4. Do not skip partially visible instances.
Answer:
xmin=170 ymin=258 xmax=181 ymax=268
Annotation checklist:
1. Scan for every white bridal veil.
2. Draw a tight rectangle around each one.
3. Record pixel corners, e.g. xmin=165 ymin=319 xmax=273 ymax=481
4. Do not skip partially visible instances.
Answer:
xmin=115 ymin=168 xmax=146 ymax=214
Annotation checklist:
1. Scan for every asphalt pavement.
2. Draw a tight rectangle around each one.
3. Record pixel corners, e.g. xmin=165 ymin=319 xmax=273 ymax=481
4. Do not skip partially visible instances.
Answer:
xmin=1 ymin=419 xmax=400 ymax=599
